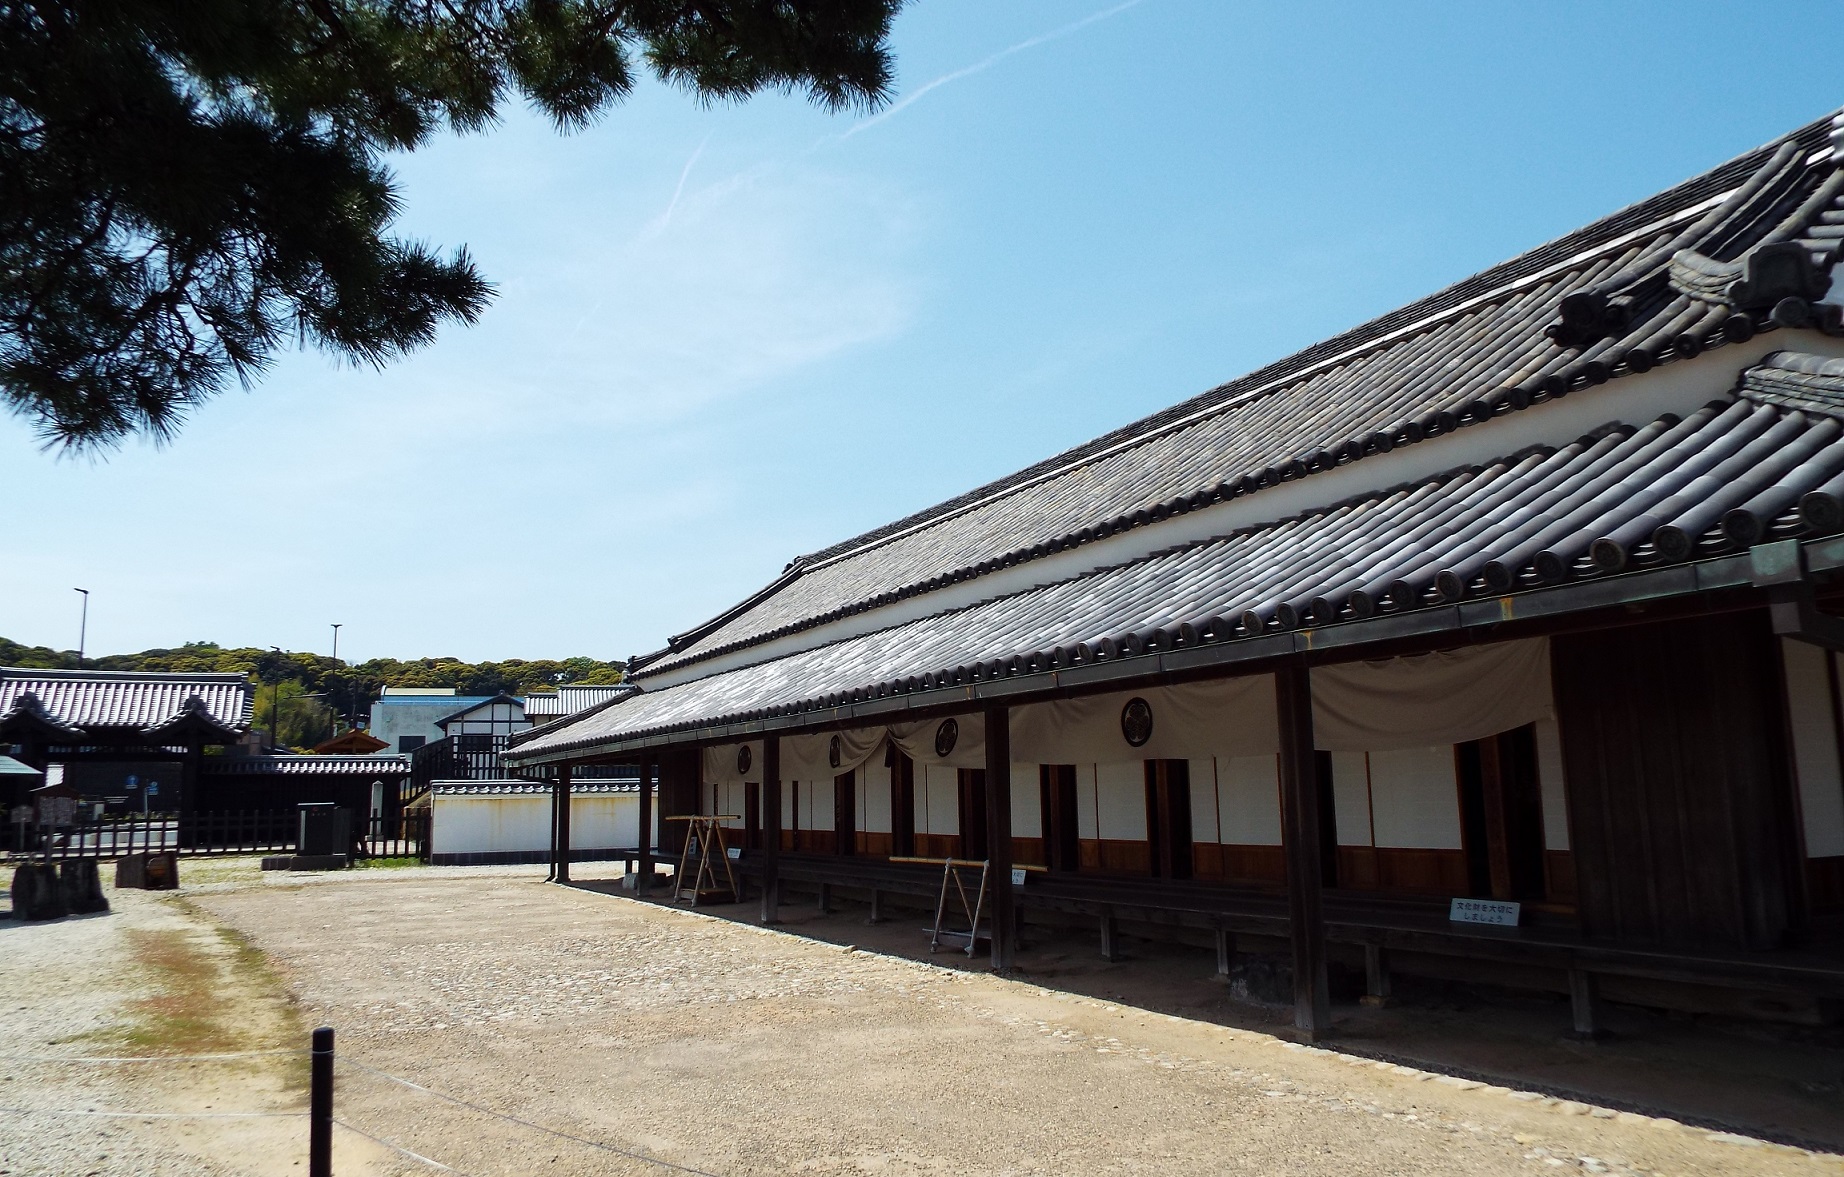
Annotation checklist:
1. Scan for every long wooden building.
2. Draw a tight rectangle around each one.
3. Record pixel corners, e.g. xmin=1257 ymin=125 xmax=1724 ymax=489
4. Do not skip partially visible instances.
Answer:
xmin=505 ymin=110 xmax=1844 ymax=1038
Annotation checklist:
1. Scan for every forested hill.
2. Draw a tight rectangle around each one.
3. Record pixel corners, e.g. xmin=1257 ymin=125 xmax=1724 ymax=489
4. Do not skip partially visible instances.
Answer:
xmin=1 ymin=637 xmax=624 ymax=715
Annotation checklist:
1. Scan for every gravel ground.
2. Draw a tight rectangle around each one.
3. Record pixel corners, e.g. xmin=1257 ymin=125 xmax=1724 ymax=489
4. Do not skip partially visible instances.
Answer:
xmin=168 ymin=864 xmax=1842 ymax=1177
xmin=0 ymin=859 xmax=389 ymax=1177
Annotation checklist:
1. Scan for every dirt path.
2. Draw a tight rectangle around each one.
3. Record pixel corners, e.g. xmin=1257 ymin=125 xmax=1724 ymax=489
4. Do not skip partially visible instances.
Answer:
xmin=0 ymin=859 xmax=393 ymax=1176
xmin=180 ymin=865 xmax=1843 ymax=1177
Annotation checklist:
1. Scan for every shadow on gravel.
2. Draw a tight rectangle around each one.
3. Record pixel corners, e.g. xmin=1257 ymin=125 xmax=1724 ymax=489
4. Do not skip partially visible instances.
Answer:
xmin=568 ymin=877 xmax=1844 ymax=1153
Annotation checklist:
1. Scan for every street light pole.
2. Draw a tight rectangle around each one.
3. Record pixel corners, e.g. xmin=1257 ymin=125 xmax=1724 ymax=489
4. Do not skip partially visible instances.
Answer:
xmin=330 ymin=624 xmax=344 ymax=736
xmin=73 ymin=588 xmax=89 ymax=668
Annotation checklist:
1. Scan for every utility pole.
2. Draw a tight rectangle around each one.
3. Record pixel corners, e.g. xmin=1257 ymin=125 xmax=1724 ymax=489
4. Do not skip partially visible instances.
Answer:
xmin=73 ymin=588 xmax=89 ymax=669
xmin=330 ymin=624 xmax=343 ymax=735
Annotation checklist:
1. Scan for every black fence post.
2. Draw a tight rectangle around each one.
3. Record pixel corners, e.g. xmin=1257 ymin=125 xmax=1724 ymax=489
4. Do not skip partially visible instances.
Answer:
xmin=310 ymin=1025 xmax=334 ymax=1176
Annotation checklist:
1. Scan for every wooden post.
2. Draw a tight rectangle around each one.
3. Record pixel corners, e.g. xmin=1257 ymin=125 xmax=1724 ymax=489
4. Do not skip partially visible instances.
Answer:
xmin=867 ymin=888 xmax=883 ymax=925
xmin=1099 ymin=911 xmax=1120 ymax=962
xmin=546 ymin=765 xmax=561 ymax=882
xmin=555 ymin=762 xmax=573 ymax=885
xmin=762 ymin=736 xmax=781 ymax=924
xmin=1363 ymin=943 xmax=1392 ymax=1005
xmin=1215 ymin=928 xmax=1236 ymax=978
xmin=636 ymin=754 xmax=654 ymax=896
xmin=1569 ymin=968 xmax=1601 ymax=1038
xmin=984 ymin=703 xmax=1015 ymax=971
xmin=1277 ymin=660 xmax=1331 ymax=1039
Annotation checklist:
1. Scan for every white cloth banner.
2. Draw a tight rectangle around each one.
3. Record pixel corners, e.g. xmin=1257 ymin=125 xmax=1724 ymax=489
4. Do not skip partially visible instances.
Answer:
xmin=782 ymin=728 xmax=887 ymax=782
xmin=1310 ymin=637 xmax=1555 ymax=753
xmin=1010 ymin=677 xmax=1279 ymax=764
xmin=701 ymin=741 xmax=763 ymax=786
xmin=888 ymin=713 xmax=986 ymax=769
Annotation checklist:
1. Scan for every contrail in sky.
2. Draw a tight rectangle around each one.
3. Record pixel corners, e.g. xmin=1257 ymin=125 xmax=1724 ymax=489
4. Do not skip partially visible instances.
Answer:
xmin=839 ymin=0 xmax=1152 ymax=140
xmin=654 ymin=134 xmax=712 ymax=230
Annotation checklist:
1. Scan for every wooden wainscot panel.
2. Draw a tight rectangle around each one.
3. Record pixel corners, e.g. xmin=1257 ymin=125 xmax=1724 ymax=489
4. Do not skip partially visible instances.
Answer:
xmin=1011 ymin=837 xmax=1046 ymax=868
xmin=1374 ymin=848 xmax=1468 ymax=896
xmin=1097 ymin=839 xmax=1152 ymax=875
xmin=1221 ymin=844 xmax=1285 ymax=884
xmin=857 ymin=832 xmax=894 ymax=858
xmin=1078 ymin=839 xmax=1102 ymax=872
xmin=1192 ymin=842 xmax=1224 ymax=880
xmin=1336 ymin=846 xmax=1380 ymax=890
xmin=1545 ymin=850 xmax=1579 ymax=908
xmin=915 ymin=833 xmax=958 ymax=859
xmin=1809 ymin=856 xmax=1844 ymax=912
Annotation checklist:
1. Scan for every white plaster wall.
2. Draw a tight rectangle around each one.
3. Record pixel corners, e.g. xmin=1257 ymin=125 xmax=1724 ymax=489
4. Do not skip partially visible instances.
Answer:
xmin=1783 ymin=639 xmax=1844 ymax=858
xmin=1095 ymin=762 xmax=1146 ymax=840
xmin=860 ymin=762 xmax=893 ymax=833
xmin=569 ymin=796 xmax=638 ymax=849
xmin=922 ymin=764 xmax=959 ymax=835
xmin=1534 ymin=717 xmax=1570 ymax=851
xmin=1011 ymin=763 xmax=1041 ymax=838
xmin=1329 ymin=751 xmax=1372 ymax=847
xmin=432 ymin=792 xmax=650 ymax=855
xmin=1218 ymin=755 xmax=1281 ymax=845
xmin=810 ymin=776 xmax=835 ymax=830
xmin=1367 ymin=746 xmax=1462 ymax=850
xmin=1189 ymin=758 xmax=1221 ymax=843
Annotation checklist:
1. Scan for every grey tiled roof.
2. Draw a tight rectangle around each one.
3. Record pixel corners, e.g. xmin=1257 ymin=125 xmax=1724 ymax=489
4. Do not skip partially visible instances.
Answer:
xmin=510 ymin=384 xmax=1844 ymax=762
xmin=638 ymin=110 xmax=1844 ymax=679
xmin=0 ymin=668 xmax=254 ymax=733
xmin=430 ymin=780 xmax=637 ymax=795
xmin=200 ymin=754 xmax=409 ymax=777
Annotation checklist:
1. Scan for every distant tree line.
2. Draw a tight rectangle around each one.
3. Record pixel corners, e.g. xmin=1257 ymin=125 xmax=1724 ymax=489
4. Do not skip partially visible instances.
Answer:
xmin=1 ymin=636 xmax=624 ymax=747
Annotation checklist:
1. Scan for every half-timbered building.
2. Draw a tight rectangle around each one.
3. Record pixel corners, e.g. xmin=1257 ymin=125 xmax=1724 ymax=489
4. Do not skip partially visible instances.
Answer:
xmin=505 ymin=110 xmax=1844 ymax=1038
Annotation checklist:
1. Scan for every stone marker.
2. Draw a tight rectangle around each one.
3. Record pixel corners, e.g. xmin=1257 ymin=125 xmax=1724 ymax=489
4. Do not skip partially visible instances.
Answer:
xmin=58 ymin=859 xmax=109 ymax=914
xmin=10 ymin=862 xmax=66 ymax=920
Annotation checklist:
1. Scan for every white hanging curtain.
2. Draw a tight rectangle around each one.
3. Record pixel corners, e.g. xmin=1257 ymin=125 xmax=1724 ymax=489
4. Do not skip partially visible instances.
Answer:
xmin=701 ymin=740 xmax=763 ymax=786
xmin=888 ymin=712 xmax=986 ymax=770
xmin=1311 ymin=637 xmax=1555 ymax=753
xmin=1010 ymin=676 xmax=1279 ymax=764
xmin=781 ymin=727 xmax=887 ymax=782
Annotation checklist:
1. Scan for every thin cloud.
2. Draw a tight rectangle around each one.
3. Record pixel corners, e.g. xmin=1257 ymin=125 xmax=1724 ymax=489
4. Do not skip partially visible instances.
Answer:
xmin=839 ymin=0 xmax=1152 ymax=140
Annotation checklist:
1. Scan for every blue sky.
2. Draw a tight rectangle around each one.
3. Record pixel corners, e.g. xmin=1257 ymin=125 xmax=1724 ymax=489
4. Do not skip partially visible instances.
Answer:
xmin=6 ymin=1 xmax=1844 ymax=665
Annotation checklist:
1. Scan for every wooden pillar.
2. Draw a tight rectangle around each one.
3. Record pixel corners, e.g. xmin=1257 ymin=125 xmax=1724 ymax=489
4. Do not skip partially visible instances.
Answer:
xmin=1276 ymin=661 xmax=1331 ymax=1039
xmin=984 ymin=703 xmax=1015 ymax=971
xmin=554 ymin=762 xmax=574 ymax=884
xmin=1569 ymin=968 xmax=1601 ymax=1038
xmin=1363 ymin=943 xmax=1392 ymax=1005
xmin=179 ymin=736 xmax=202 ymax=850
xmin=761 ymin=736 xmax=781 ymax=924
xmin=545 ymin=767 xmax=559 ymax=882
xmin=636 ymin=754 xmax=654 ymax=896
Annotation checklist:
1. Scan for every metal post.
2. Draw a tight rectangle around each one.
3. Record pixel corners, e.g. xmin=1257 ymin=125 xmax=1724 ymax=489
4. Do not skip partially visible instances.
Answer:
xmin=984 ymin=704 xmax=1015 ymax=971
xmin=309 ymin=1025 xmax=333 ymax=1177
xmin=761 ymin=737 xmax=781 ymax=924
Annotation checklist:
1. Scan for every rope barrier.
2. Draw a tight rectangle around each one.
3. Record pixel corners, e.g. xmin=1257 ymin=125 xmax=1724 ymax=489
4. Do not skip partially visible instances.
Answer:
xmin=339 ymin=1057 xmax=727 ymax=1177
xmin=334 ymin=1117 xmax=472 ymax=1175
